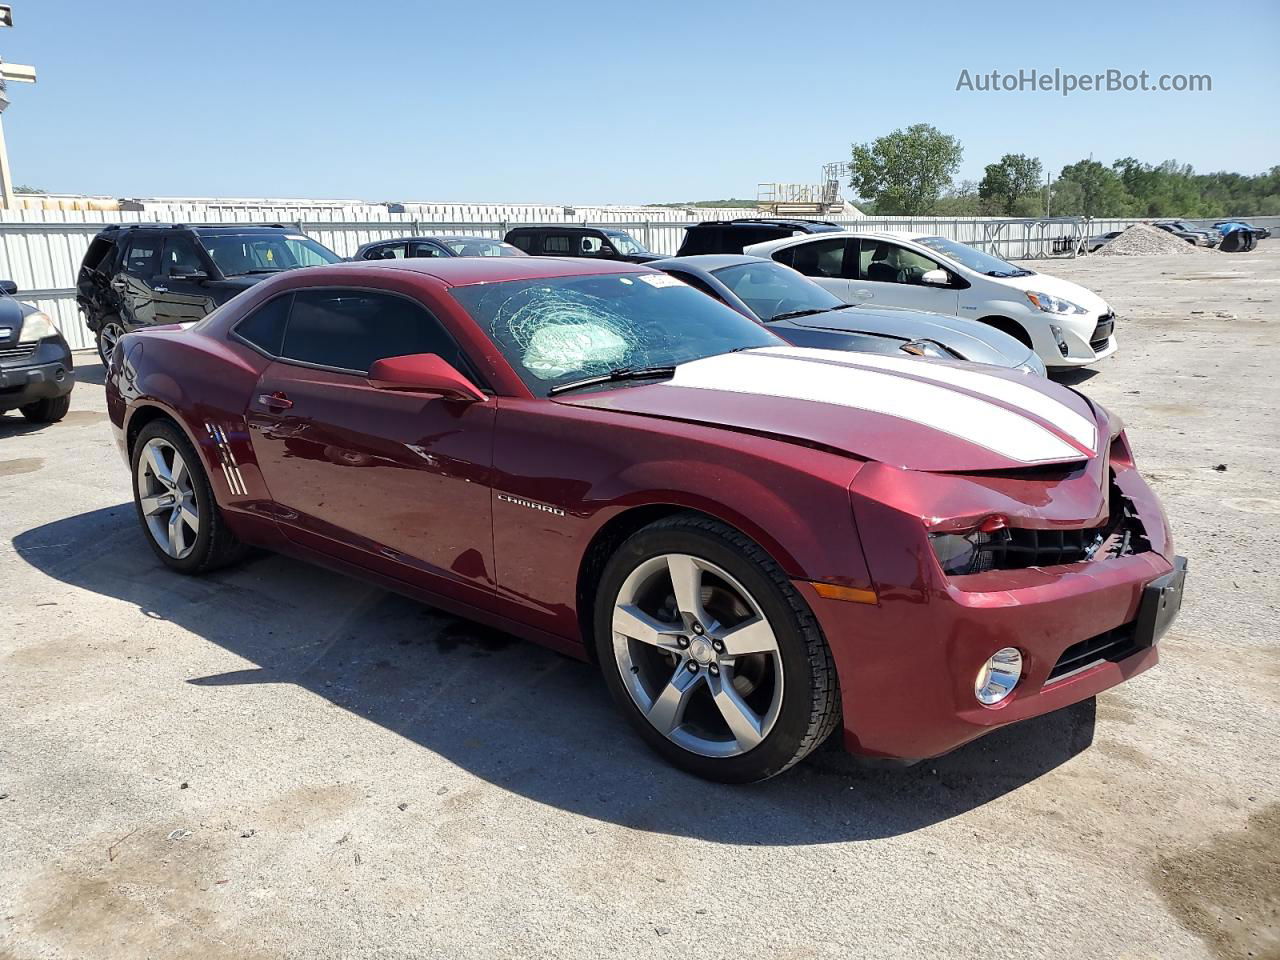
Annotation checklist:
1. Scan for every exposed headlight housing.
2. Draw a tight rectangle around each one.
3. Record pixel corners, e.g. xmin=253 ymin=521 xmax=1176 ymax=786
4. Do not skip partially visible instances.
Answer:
xmin=900 ymin=339 xmax=957 ymax=360
xmin=18 ymin=310 xmax=58 ymax=342
xmin=975 ymin=648 xmax=1022 ymax=705
xmin=1026 ymin=290 xmax=1088 ymax=315
xmin=929 ymin=515 xmax=1009 ymax=575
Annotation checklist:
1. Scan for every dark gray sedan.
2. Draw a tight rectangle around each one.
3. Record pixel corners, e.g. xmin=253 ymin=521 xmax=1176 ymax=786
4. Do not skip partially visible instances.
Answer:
xmin=652 ymin=255 xmax=1045 ymax=375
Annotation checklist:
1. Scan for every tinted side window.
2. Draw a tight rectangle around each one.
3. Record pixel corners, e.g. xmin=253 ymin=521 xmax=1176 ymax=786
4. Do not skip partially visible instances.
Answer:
xmin=408 ymin=242 xmax=448 ymax=258
xmin=366 ymin=243 xmax=407 ymax=260
xmin=506 ymin=232 xmax=533 ymax=252
xmin=123 ymin=236 xmax=161 ymax=277
xmin=785 ymin=238 xmax=849 ymax=279
xmin=281 ymin=289 xmax=472 ymax=376
xmin=541 ymin=234 xmax=573 ymax=255
xmin=235 ymin=294 xmax=291 ymax=356
xmin=163 ymin=235 xmax=205 ymax=276
xmin=82 ymin=236 xmax=117 ymax=273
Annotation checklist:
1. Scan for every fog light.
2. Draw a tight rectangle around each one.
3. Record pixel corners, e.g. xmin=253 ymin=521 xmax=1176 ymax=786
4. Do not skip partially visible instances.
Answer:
xmin=975 ymin=647 xmax=1022 ymax=705
xmin=1050 ymin=324 xmax=1069 ymax=357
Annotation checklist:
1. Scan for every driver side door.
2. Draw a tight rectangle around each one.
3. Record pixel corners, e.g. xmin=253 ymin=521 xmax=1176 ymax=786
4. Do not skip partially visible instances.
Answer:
xmin=243 ymin=287 xmax=497 ymax=604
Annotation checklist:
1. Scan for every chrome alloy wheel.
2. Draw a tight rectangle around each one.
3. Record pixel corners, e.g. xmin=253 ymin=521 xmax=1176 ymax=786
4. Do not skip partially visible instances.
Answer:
xmin=98 ymin=321 xmax=124 ymax=363
xmin=136 ymin=437 xmax=200 ymax=559
xmin=611 ymin=554 xmax=784 ymax=758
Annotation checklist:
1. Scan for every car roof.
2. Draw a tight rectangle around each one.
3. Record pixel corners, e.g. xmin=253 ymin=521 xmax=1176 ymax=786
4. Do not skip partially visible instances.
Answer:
xmin=320 ymin=255 xmax=654 ymax=287
xmin=97 ymin=223 xmax=296 ymax=235
xmin=363 ymin=235 xmax=507 ymax=244
xmin=650 ymin=254 xmax=768 ymax=271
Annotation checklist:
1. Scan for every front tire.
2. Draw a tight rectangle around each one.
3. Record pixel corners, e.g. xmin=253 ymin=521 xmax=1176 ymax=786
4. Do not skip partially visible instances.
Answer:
xmin=593 ymin=513 xmax=840 ymax=783
xmin=131 ymin=419 xmax=248 ymax=574
xmin=19 ymin=394 xmax=71 ymax=423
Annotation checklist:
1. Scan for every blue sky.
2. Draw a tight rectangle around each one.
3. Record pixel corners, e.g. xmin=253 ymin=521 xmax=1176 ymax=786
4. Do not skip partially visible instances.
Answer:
xmin=5 ymin=0 xmax=1278 ymax=204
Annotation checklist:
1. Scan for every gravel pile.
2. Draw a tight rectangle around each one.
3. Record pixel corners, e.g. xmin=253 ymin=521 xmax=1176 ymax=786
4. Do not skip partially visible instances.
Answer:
xmin=1096 ymin=223 xmax=1209 ymax=257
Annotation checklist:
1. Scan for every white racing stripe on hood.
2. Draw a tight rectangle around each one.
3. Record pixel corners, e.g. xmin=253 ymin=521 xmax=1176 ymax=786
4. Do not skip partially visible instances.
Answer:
xmin=763 ymin=346 xmax=1097 ymax=450
xmin=665 ymin=351 xmax=1085 ymax=465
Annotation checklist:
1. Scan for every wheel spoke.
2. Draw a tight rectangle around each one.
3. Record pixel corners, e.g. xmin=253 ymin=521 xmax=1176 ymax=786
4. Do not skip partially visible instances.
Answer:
xmin=647 ymin=665 xmax=702 ymax=735
xmin=179 ymin=503 xmax=199 ymax=531
xmin=613 ymin=604 xmax=683 ymax=650
xmin=171 ymin=453 xmax=189 ymax=491
xmin=708 ymin=672 xmax=764 ymax=751
xmin=666 ymin=554 xmax=708 ymax=626
xmin=145 ymin=444 xmax=172 ymax=487
xmin=715 ymin=616 xmax=778 ymax=658
xmin=139 ymin=494 xmax=169 ymax=517
xmin=166 ymin=509 xmax=184 ymax=557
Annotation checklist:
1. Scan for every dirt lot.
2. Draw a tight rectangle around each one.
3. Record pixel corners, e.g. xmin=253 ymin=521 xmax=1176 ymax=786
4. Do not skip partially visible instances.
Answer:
xmin=1 ymin=245 xmax=1277 ymax=960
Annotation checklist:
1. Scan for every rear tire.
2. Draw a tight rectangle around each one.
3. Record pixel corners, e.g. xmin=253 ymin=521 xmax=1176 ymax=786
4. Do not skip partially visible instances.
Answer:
xmin=19 ymin=394 xmax=71 ymax=423
xmin=131 ymin=419 xmax=249 ymax=574
xmin=96 ymin=318 xmax=125 ymax=366
xmin=593 ymin=513 xmax=840 ymax=783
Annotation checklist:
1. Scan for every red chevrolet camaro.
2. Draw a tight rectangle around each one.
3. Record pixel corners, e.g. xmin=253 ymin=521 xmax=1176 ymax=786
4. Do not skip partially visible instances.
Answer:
xmin=106 ymin=256 xmax=1186 ymax=782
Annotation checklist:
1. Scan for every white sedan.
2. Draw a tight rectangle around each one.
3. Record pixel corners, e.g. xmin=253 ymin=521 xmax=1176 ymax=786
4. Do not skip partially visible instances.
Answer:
xmin=744 ymin=231 xmax=1117 ymax=370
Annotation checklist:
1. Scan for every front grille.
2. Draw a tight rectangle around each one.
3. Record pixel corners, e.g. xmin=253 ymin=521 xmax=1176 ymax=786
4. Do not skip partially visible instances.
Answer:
xmin=951 ymin=472 xmax=1150 ymax=573
xmin=1091 ymin=313 xmax=1115 ymax=350
xmin=0 ymin=343 xmax=36 ymax=364
xmin=1046 ymin=622 xmax=1139 ymax=682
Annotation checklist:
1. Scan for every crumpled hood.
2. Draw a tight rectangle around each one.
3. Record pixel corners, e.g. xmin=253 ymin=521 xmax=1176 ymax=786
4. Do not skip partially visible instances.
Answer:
xmin=991 ymin=270 xmax=1111 ymax=315
xmin=557 ymin=346 xmax=1101 ymax=472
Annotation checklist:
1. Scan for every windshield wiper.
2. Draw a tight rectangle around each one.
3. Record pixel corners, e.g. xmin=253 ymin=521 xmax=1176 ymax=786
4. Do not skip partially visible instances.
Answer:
xmin=548 ymin=365 xmax=677 ymax=396
xmin=769 ymin=308 xmax=829 ymax=322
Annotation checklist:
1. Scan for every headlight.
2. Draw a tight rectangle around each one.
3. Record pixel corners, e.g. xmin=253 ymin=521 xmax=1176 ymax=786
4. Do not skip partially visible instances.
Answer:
xmin=900 ymin=339 xmax=956 ymax=360
xmin=1025 ymin=290 xmax=1088 ymax=315
xmin=19 ymin=310 xmax=58 ymax=342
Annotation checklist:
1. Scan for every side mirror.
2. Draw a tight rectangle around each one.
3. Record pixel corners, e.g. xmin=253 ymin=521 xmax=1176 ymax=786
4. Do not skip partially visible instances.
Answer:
xmin=170 ymin=267 xmax=209 ymax=281
xmin=920 ymin=269 xmax=950 ymax=286
xmin=0 ymin=280 xmax=17 ymax=295
xmin=367 ymin=353 xmax=486 ymax=402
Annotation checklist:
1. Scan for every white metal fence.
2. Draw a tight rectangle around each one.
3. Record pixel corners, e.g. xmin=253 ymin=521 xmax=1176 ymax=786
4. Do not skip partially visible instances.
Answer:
xmin=2 ymin=203 xmax=1273 ymax=352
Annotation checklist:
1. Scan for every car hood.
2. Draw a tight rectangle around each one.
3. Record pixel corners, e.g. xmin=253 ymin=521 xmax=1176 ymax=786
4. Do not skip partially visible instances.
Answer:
xmin=985 ymin=270 xmax=1111 ymax=314
xmin=785 ymin=305 xmax=1031 ymax=368
xmin=556 ymin=346 xmax=1099 ymax=472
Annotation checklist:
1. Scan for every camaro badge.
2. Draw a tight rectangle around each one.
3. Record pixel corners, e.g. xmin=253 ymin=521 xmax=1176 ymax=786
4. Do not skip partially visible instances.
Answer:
xmin=497 ymin=493 xmax=565 ymax=517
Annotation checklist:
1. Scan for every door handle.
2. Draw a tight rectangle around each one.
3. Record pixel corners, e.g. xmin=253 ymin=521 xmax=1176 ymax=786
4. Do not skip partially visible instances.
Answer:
xmin=853 ymin=288 xmax=873 ymax=299
xmin=153 ymin=286 xmax=168 ymax=294
xmin=110 ymin=279 xmax=128 ymax=290
xmin=257 ymin=392 xmax=293 ymax=410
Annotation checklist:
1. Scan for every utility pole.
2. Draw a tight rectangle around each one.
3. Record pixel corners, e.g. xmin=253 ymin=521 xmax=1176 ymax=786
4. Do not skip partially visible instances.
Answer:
xmin=0 ymin=4 xmax=38 ymax=210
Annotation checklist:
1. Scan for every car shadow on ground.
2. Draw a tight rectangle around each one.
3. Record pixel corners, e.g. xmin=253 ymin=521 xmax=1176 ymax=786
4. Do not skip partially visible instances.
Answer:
xmin=14 ymin=505 xmax=1097 ymax=845
xmin=1049 ymin=367 xmax=1099 ymax=387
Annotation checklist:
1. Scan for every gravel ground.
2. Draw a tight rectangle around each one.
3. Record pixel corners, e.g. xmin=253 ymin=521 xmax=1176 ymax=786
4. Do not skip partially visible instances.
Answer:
xmin=1 ymin=245 xmax=1277 ymax=960
xmin=1097 ymin=222 xmax=1209 ymax=256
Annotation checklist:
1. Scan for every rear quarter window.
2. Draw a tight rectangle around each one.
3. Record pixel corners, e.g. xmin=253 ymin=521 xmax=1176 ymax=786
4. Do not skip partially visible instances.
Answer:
xmin=81 ymin=236 xmax=117 ymax=273
xmin=233 ymin=294 xmax=292 ymax=356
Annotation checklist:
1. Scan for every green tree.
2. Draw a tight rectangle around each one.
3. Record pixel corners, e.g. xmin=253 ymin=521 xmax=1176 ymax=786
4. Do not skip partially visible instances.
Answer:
xmin=1051 ymin=160 xmax=1136 ymax=217
xmin=978 ymin=154 xmax=1044 ymax=215
xmin=849 ymin=124 xmax=963 ymax=215
xmin=932 ymin=180 xmax=981 ymax=216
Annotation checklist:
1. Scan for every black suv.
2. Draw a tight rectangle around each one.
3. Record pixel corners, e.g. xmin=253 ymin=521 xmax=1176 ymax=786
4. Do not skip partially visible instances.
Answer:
xmin=503 ymin=225 xmax=661 ymax=263
xmin=675 ymin=218 xmax=843 ymax=256
xmin=77 ymin=223 xmax=342 ymax=363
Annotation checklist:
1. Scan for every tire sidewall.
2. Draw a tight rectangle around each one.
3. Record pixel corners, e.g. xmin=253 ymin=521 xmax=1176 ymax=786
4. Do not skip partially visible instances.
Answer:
xmin=593 ymin=522 xmax=824 ymax=783
xmin=131 ymin=419 xmax=218 ymax=573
